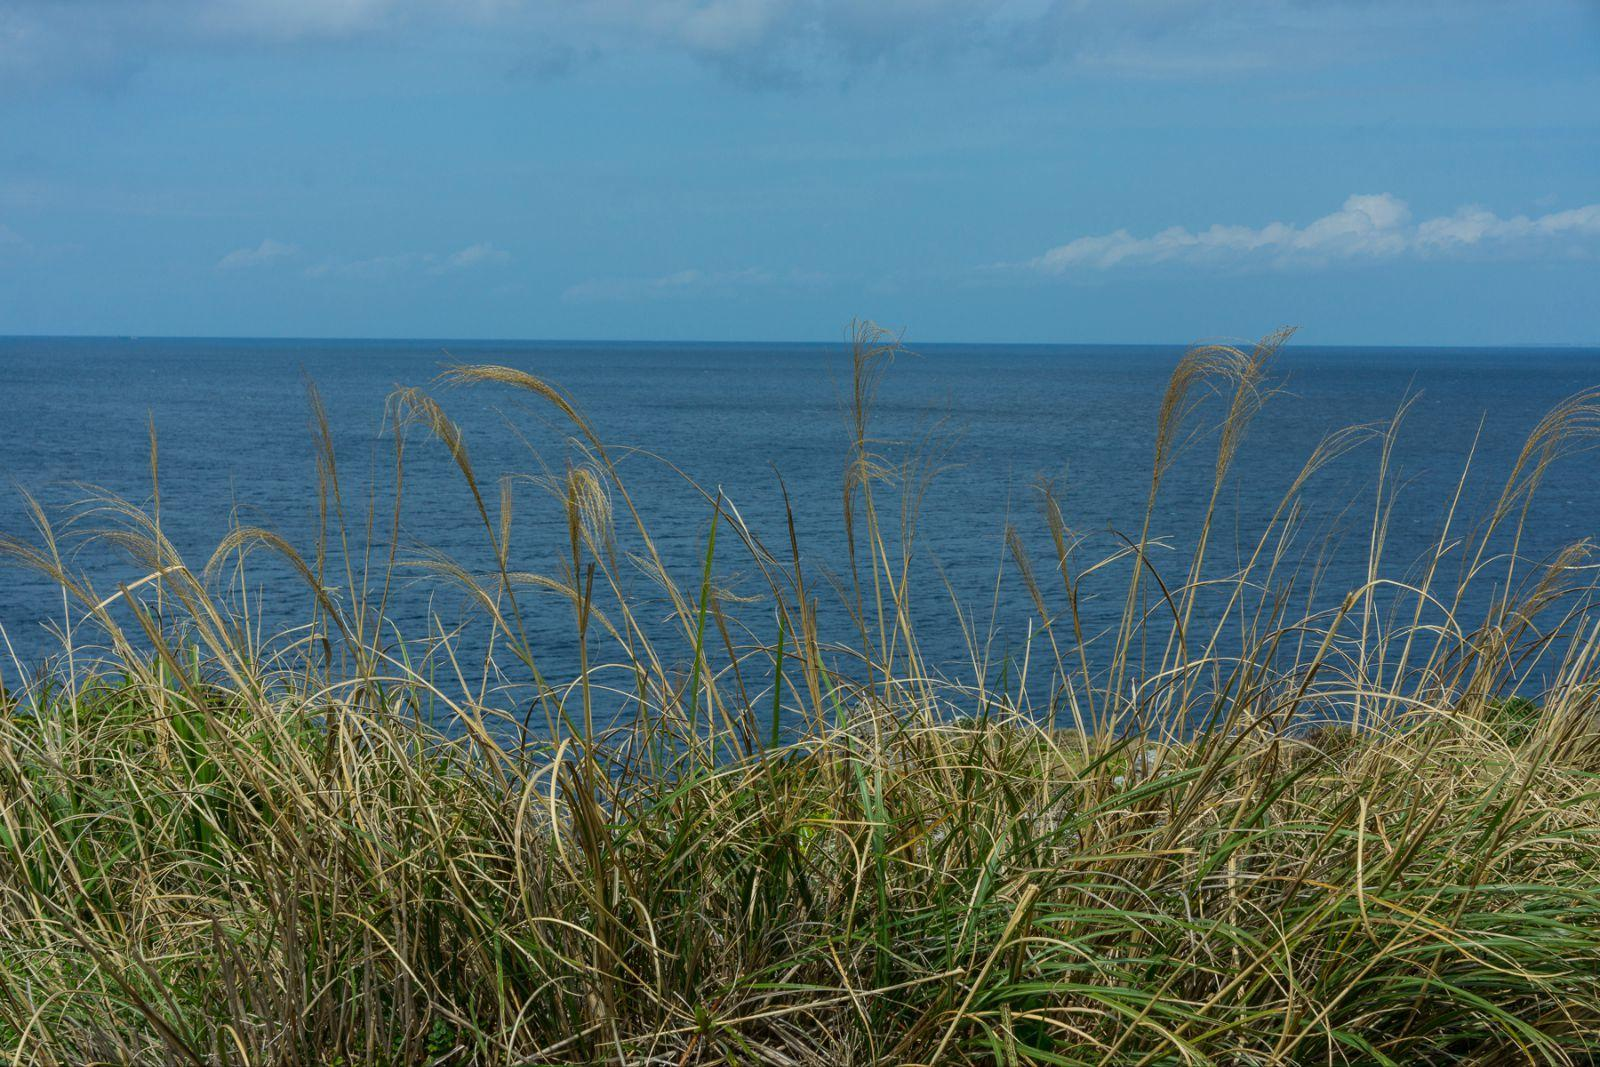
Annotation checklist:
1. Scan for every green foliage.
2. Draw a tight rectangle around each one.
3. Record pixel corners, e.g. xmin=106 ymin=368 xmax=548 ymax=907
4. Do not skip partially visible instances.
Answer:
xmin=1489 ymin=696 xmax=1545 ymax=745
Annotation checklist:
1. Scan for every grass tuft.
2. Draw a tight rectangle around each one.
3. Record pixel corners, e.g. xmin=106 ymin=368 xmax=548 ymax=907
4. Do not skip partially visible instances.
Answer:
xmin=3 ymin=323 xmax=1600 ymax=1064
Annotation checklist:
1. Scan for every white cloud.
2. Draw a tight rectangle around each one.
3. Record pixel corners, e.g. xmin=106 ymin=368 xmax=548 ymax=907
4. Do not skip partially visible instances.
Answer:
xmin=216 ymin=237 xmax=298 ymax=270
xmin=439 ymin=242 xmax=511 ymax=271
xmin=303 ymin=242 xmax=511 ymax=279
xmin=563 ymin=265 xmax=827 ymax=302
xmin=1416 ymin=203 xmax=1600 ymax=252
xmin=1019 ymin=195 xmax=1600 ymax=274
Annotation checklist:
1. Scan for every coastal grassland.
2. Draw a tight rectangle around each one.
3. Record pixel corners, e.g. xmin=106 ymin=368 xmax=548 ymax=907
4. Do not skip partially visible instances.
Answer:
xmin=3 ymin=326 xmax=1600 ymax=1065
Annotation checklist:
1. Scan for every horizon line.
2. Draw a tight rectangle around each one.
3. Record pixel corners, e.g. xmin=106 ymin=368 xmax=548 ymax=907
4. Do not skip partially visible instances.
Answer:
xmin=2 ymin=332 xmax=1598 ymax=351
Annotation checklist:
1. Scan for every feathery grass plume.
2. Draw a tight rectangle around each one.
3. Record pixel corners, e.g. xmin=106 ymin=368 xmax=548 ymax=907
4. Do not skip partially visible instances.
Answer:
xmin=1 ymin=327 xmax=1599 ymax=1064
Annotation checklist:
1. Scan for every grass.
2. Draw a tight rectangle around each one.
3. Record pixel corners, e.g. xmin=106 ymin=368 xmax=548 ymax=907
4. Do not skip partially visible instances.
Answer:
xmin=2 ymin=323 xmax=1600 ymax=1064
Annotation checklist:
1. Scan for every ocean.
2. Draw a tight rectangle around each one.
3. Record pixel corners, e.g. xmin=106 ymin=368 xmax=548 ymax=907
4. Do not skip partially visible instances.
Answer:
xmin=4 ymin=336 xmax=1600 ymax=724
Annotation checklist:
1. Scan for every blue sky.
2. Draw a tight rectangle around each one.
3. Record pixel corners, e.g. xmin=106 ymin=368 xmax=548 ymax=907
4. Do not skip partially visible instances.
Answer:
xmin=1 ymin=1 xmax=1597 ymax=344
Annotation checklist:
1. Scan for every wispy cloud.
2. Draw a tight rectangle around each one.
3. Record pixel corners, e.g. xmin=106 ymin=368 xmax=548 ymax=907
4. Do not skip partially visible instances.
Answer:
xmin=199 ymin=0 xmax=402 ymax=41
xmin=5 ymin=0 xmax=1583 ymax=92
xmin=303 ymin=242 xmax=511 ymax=279
xmin=439 ymin=242 xmax=510 ymax=272
xmin=1014 ymin=195 xmax=1600 ymax=275
xmin=216 ymin=238 xmax=298 ymax=270
xmin=562 ymin=266 xmax=828 ymax=303
xmin=304 ymin=251 xmax=427 ymax=280
xmin=1415 ymin=203 xmax=1600 ymax=253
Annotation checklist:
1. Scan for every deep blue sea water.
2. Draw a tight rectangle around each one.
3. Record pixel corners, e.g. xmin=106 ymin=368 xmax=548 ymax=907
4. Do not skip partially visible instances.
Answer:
xmin=3 ymin=337 xmax=1600 ymax=723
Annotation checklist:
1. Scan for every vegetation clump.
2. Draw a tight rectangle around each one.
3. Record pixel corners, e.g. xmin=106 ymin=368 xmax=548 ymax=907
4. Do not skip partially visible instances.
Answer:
xmin=2 ymin=326 xmax=1600 ymax=1065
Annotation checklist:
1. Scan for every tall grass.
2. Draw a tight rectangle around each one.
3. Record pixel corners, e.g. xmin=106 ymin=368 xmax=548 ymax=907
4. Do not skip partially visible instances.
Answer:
xmin=2 ymin=324 xmax=1600 ymax=1064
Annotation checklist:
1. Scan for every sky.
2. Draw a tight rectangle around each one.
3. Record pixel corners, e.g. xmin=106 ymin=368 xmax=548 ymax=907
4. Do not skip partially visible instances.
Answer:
xmin=0 ymin=1 xmax=1598 ymax=345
